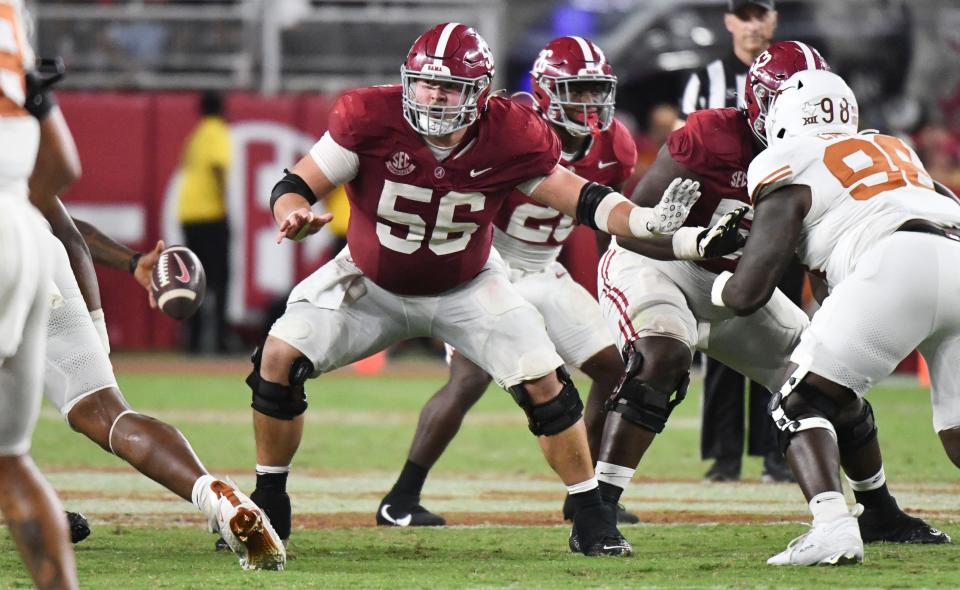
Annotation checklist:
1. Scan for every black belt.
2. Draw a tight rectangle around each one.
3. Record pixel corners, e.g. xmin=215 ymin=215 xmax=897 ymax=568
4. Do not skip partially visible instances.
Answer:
xmin=896 ymin=219 xmax=960 ymax=242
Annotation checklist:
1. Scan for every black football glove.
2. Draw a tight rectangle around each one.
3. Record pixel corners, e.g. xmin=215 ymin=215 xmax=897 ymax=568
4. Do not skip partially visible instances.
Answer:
xmin=697 ymin=206 xmax=749 ymax=258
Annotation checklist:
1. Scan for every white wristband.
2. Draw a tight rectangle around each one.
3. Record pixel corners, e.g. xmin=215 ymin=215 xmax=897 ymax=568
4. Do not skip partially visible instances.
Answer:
xmin=671 ymin=226 xmax=704 ymax=260
xmin=90 ymin=308 xmax=110 ymax=355
xmin=627 ymin=206 xmax=656 ymax=238
xmin=594 ymin=192 xmax=631 ymax=233
xmin=710 ymin=271 xmax=733 ymax=307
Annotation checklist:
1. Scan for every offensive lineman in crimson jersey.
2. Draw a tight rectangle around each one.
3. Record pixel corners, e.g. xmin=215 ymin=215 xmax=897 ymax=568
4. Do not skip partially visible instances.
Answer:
xmin=575 ymin=41 xmax=946 ymax=551
xmin=246 ymin=23 xmax=726 ymax=557
xmin=375 ymin=36 xmax=641 ymax=528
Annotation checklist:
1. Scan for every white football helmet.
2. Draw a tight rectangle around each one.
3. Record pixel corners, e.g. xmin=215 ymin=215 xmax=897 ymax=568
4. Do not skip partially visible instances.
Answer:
xmin=765 ymin=70 xmax=858 ymax=145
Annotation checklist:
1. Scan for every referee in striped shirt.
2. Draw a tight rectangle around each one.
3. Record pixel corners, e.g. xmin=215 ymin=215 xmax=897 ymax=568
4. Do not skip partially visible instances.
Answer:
xmin=680 ymin=0 xmax=777 ymax=116
xmin=679 ymin=0 xmax=802 ymax=484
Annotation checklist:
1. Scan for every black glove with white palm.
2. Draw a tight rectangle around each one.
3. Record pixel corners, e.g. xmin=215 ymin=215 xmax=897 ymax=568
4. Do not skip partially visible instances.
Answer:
xmin=671 ymin=206 xmax=749 ymax=260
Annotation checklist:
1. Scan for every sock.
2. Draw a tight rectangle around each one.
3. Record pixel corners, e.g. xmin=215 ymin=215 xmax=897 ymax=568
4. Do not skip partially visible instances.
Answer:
xmin=595 ymin=461 xmax=635 ymax=503
xmin=567 ymin=477 xmax=603 ymax=514
xmin=191 ymin=474 xmax=217 ymax=515
xmin=387 ymin=460 xmax=429 ymax=502
xmin=848 ymin=467 xmax=899 ymax=515
xmin=255 ymin=465 xmax=290 ymax=493
xmin=809 ymin=491 xmax=849 ymax=523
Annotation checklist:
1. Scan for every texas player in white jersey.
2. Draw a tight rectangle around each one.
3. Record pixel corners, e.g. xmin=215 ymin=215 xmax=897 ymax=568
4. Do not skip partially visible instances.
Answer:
xmin=375 ymin=36 xmax=641 ymax=529
xmin=20 ymin=61 xmax=286 ymax=569
xmin=715 ymin=70 xmax=959 ymax=565
xmin=0 ymin=2 xmax=78 ymax=587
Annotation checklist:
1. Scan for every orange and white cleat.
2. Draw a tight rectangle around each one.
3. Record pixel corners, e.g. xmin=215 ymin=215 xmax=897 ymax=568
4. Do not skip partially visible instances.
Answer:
xmin=194 ymin=476 xmax=286 ymax=571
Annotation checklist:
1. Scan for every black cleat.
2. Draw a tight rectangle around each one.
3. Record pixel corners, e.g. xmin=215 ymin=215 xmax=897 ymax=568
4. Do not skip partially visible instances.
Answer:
xmin=571 ymin=504 xmax=632 ymax=557
xmin=376 ymin=498 xmax=446 ymax=527
xmin=214 ymin=536 xmax=230 ymax=552
xmin=860 ymin=507 xmax=952 ymax=544
xmin=66 ymin=511 xmax=90 ymax=544
xmin=250 ymin=487 xmax=291 ymax=542
xmin=562 ymin=494 xmax=640 ymax=524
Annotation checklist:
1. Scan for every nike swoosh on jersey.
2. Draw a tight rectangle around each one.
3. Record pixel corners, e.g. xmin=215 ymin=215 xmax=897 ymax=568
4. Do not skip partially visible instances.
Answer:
xmin=172 ymin=252 xmax=191 ymax=283
xmin=470 ymin=167 xmax=493 ymax=177
xmin=380 ymin=504 xmax=412 ymax=526
xmin=597 ymin=161 xmax=617 ymax=169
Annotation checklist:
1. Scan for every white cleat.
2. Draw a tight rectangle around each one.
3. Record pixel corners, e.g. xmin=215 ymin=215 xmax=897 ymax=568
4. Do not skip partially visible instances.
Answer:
xmin=196 ymin=478 xmax=286 ymax=571
xmin=768 ymin=505 xmax=864 ymax=566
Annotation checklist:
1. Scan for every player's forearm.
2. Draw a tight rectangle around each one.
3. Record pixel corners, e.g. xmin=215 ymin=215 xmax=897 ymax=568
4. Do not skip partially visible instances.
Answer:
xmin=45 ymin=203 xmax=102 ymax=311
xmin=614 ymin=235 xmax=678 ymax=260
xmin=74 ymin=218 xmax=139 ymax=272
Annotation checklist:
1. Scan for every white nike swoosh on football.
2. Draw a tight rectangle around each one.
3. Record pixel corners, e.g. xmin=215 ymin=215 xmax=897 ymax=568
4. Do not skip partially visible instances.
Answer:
xmin=597 ymin=161 xmax=617 ymax=169
xmin=380 ymin=504 xmax=412 ymax=526
xmin=470 ymin=167 xmax=493 ymax=177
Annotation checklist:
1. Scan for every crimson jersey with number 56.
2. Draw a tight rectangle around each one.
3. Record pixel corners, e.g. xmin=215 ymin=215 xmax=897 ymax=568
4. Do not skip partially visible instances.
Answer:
xmin=748 ymin=132 xmax=960 ymax=286
xmin=493 ymin=117 xmax=635 ymax=248
xmin=327 ymin=85 xmax=561 ymax=295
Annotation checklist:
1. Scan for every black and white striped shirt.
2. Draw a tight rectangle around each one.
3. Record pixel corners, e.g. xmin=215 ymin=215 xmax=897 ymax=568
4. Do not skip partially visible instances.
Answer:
xmin=680 ymin=52 xmax=750 ymax=115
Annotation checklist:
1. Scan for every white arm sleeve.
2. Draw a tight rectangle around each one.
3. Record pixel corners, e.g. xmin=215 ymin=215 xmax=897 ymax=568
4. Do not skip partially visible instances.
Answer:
xmin=308 ymin=131 xmax=360 ymax=186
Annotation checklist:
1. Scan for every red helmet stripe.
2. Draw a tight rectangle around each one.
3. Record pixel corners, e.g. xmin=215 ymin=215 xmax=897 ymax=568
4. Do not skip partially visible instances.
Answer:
xmin=433 ymin=22 xmax=461 ymax=62
xmin=569 ymin=36 xmax=595 ymax=63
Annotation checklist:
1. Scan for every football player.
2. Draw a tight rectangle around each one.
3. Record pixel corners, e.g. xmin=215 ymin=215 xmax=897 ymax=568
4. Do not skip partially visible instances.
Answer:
xmin=22 ymin=59 xmax=286 ymax=569
xmin=576 ymin=41 xmax=945 ymax=552
xmin=249 ymin=23 xmax=734 ymax=557
xmin=375 ymin=36 xmax=642 ymax=528
xmin=0 ymin=1 xmax=78 ymax=587
xmin=715 ymin=69 xmax=959 ymax=565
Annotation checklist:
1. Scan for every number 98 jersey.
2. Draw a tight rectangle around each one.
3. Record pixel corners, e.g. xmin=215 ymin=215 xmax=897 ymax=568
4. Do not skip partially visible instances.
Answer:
xmin=326 ymin=85 xmax=561 ymax=295
xmin=748 ymin=132 xmax=960 ymax=286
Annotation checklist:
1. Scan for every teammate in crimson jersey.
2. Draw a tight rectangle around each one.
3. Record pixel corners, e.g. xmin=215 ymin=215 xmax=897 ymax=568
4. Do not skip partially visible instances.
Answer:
xmin=716 ymin=70 xmax=955 ymax=565
xmin=245 ymin=23 xmax=721 ymax=557
xmin=575 ymin=41 xmax=945 ymax=551
xmin=375 ymin=36 xmax=642 ymax=529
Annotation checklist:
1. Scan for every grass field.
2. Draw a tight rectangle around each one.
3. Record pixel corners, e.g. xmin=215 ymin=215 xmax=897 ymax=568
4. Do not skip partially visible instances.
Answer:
xmin=1 ymin=355 xmax=957 ymax=589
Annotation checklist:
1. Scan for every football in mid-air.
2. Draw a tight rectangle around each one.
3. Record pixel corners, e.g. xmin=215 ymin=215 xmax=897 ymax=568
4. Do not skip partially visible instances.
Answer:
xmin=151 ymin=246 xmax=206 ymax=320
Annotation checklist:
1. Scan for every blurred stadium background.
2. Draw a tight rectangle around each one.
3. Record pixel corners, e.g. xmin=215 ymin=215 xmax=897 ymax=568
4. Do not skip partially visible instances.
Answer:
xmin=25 ymin=0 xmax=960 ymax=353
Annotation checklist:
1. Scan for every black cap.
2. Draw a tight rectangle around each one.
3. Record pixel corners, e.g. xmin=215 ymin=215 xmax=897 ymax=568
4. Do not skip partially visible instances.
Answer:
xmin=728 ymin=0 xmax=775 ymax=13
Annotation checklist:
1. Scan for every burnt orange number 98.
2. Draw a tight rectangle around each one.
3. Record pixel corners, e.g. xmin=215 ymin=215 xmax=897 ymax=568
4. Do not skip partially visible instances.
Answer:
xmin=823 ymin=136 xmax=932 ymax=201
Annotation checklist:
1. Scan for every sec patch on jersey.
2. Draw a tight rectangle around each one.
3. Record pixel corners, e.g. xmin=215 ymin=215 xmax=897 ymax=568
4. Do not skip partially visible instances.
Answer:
xmin=151 ymin=246 xmax=206 ymax=320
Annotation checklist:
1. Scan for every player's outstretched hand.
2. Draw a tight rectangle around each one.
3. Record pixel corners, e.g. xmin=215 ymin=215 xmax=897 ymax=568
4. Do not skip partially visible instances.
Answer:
xmin=135 ymin=240 xmax=164 ymax=309
xmin=276 ymin=208 xmax=334 ymax=243
xmin=698 ymin=206 xmax=749 ymax=258
xmin=647 ymin=178 xmax=701 ymax=235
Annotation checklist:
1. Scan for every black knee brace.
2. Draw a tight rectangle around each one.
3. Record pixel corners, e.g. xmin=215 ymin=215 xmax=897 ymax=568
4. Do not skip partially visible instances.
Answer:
xmin=769 ymin=375 xmax=847 ymax=454
xmin=508 ymin=368 xmax=583 ymax=436
xmin=246 ymin=345 xmax=313 ymax=420
xmin=835 ymin=399 xmax=878 ymax=453
xmin=605 ymin=343 xmax=689 ymax=434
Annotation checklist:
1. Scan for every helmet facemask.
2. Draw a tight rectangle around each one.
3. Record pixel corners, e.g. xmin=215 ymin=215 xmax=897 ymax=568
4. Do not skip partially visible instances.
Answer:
xmin=401 ymin=67 xmax=490 ymax=136
xmin=538 ymin=75 xmax=616 ymax=136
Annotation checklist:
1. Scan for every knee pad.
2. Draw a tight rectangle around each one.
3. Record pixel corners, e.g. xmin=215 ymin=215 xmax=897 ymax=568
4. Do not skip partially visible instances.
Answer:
xmin=508 ymin=367 xmax=583 ymax=436
xmin=835 ymin=399 xmax=877 ymax=453
xmin=605 ymin=342 xmax=689 ymax=434
xmin=246 ymin=345 xmax=312 ymax=420
xmin=769 ymin=368 xmax=841 ymax=453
